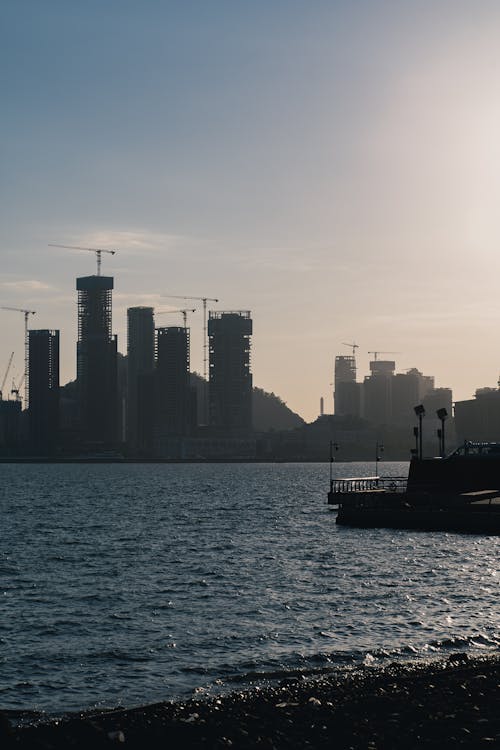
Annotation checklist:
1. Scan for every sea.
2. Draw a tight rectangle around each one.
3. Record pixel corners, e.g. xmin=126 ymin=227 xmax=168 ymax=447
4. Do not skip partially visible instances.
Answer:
xmin=1 ymin=461 xmax=499 ymax=719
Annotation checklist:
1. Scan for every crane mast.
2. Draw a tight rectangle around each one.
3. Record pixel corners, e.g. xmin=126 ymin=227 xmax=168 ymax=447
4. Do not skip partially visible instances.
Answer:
xmin=156 ymin=308 xmax=196 ymax=329
xmin=48 ymin=243 xmax=117 ymax=275
xmin=0 ymin=352 xmax=14 ymax=400
xmin=0 ymin=307 xmax=36 ymax=407
xmin=162 ymin=294 xmax=219 ymax=382
xmin=342 ymin=342 xmax=359 ymax=358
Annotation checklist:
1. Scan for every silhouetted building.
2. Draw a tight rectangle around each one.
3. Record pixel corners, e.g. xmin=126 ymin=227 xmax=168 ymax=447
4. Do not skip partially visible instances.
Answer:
xmin=127 ymin=307 xmax=155 ymax=453
xmin=76 ymin=275 xmax=118 ymax=445
xmin=0 ymin=399 xmax=22 ymax=453
xmin=363 ymin=360 xmax=395 ymax=425
xmin=208 ymin=311 xmax=253 ymax=433
xmin=422 ymin=387 xmax=453 ymax=416
xmin=455 ymin=388 xmax=500 ymax=443
xmin=28 ymin=329 xmax=60 ymax=454
xmin=155 ymin=326 xmax=193 ymax=451
xmin=392 ymin=370 xmax=421 ymax=424
xmin=334 ymin=355 xmax=361 ymax=417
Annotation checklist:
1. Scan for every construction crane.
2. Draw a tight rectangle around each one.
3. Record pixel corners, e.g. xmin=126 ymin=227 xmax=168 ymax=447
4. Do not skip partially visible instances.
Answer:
xmin=368 ymin=351 xmax=400 ymax=361
xmin=342 ymin=342 xmax=359 ymax=357
xmin=0 ymin=307 xmax=36 ymax=407
xmin=162 ymin=294 xmax=219 ymax=383
xmin=48 ymin=243 xmax=117 ymax=276
xmin=11 ymin=373 xmax=25 ymax=403
xmin=0 ymin=352 xmax=14 ymax=401
xmin=156 ymin=309 xmax=196 ymax=329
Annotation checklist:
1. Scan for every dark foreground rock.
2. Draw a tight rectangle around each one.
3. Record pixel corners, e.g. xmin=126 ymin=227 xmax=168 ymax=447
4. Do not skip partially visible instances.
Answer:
xmin=4 ymin=653 xmax=500 ymax=749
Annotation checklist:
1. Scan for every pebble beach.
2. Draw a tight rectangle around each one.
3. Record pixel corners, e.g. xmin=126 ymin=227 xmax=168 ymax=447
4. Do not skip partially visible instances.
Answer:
xmin=4 ymin=653 xmax=500 ymax=748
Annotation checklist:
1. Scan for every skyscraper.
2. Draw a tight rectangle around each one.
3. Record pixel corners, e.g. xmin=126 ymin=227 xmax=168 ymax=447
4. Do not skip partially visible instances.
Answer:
xmin=76 ymin=275 xmax=117 ymax=445
xmin=127 ymin=306 xmax=155 ymax=452
xmin=155 ymin=326 xmax=192 ymax=441
xmin=208 ymin=311 xmax=252 ymax=432
xmin=28 ymin=329 xmax=60 ymax=453
xmin=334 ymin=355 xmax=361 ymax=417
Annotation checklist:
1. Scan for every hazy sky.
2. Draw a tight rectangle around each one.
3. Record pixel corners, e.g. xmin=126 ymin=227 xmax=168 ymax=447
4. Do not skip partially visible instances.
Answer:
xmin=2 ymin=1 xmax=500 ymax=421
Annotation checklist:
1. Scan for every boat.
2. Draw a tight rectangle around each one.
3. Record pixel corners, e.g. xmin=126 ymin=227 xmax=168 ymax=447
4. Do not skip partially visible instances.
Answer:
xmin=329 ymin=442 xmax=500 ymax=533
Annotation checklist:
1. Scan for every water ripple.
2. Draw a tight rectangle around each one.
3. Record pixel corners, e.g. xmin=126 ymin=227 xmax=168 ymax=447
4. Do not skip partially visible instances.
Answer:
xmin=1 ymin=461 xmax=499 ymax=714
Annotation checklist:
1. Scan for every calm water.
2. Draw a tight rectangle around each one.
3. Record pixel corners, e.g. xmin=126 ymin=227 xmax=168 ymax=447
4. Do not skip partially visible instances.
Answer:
xmin=1 ymin=462 xmax=499 ymax=716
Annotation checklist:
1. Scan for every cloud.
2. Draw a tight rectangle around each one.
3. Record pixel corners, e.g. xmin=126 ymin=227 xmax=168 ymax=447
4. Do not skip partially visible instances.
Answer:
xmin=53 ymin=229 xmax=204 ymax=257
xmin=1 ymin=279 xmax=53 ymax=292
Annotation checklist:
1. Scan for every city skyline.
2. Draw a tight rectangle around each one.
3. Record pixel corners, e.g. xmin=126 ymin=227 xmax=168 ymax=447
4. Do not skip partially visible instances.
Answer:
xmin=3 ymin=2 xmax=500 ymax=422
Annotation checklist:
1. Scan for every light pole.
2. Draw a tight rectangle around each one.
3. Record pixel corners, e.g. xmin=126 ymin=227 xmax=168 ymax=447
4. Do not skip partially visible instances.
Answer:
xmin=414 ymin=404 xmax=425 ymax=460
xmin=436 ymin=408 xmax=448 ymax=457
xmin=329 ymin=440 xmax=339 ymax=492
xmin=375 ymin=441 xmax=384 ymax=477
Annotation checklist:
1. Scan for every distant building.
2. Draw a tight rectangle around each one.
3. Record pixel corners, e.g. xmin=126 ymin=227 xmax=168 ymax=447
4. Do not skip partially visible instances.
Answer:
xmin=454 ymin=388 xmax=500 ymax=443
xmin=0 ymin=399 xmax=22 ymax=453
xmin=363 ymin=360 xmax=395 ymax=425
xmin=154 ymin=326 xmax=194 ymax=453
xmin=208 ymin=311 xmax=253 ymax=433
xmin=127 ymin=307 xmax=155 ymax=453
xmin=28 ymin=329 xmax=60 ymax=454
xmin=334 ymin=355 xmax=361 ymax=417
xmin=76 ymin=275 xmax=118 ymax=445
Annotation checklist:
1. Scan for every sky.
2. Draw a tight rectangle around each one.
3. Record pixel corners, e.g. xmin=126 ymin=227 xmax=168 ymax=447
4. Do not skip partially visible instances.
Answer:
xmin=2 ymin=1 xmax=500 ymax=422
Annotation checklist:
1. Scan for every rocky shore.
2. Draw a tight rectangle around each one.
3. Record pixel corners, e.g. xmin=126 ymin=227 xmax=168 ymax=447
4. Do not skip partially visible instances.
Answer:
xmin=4 ymin=653 xmax=500 ymax=748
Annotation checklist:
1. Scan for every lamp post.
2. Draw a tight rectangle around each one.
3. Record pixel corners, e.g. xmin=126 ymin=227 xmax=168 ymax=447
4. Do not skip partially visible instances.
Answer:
xmin=375 ymin=441 xmax=384 ymax=478
xmin=414 ymin=404 xmax=425 ymax=460
xmin=329 ymin=440 xmax=339 ymax=494
xmin=436 ymin=408 xmax=448 ymax=457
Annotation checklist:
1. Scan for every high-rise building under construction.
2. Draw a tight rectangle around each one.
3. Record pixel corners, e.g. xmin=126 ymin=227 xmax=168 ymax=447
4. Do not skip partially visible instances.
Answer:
xmin=76 ymin=275 xmax=117 ymax=445
xmin=155 ymin=326 xmax=193 ymax=441
xmin=127 ymin=306 xmax=155 ymax=452
xmin=208 ymin=311 xmax=252 ymax=432
xmin=334 ymin=355 xmax=361 ymax=417
xmin=28 ymin=329 xmax=60 ymax=453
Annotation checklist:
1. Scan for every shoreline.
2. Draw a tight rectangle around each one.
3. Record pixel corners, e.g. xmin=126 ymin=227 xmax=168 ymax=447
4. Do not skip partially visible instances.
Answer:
xmin=5 ymin=652 xmax=500 ymax=748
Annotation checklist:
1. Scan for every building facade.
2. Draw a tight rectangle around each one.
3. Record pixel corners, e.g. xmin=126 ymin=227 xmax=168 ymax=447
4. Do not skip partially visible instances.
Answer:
xmin=76 ymin=275 xmax=118 ymax=445
xmin=127 ymin=306 xmax=155 ymax=453
xmin=28 ymin=329 xmax=60 ymax=454
xmin=155 ymin=325 xmax=192 ymax=438
xmin=208 ymin=311 xmax=253 ymax=432
xmin=334 ymin=355 xmax=362 ymax=417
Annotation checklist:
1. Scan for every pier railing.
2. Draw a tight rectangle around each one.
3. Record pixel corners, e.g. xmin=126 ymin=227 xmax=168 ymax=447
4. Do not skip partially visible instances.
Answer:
xmin=329 ymin=476 xmax=407 ymax=494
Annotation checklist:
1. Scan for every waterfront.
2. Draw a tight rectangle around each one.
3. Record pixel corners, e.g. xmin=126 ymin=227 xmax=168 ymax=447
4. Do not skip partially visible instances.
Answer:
xmin=1 ymin=462 xmax=499 ymax=717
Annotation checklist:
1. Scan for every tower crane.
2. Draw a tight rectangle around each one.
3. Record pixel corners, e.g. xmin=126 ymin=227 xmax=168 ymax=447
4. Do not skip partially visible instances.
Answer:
xmin=11 ymin=373 xmax=25 ymax=402
xmin=162 ymin=294 xmax=219 ymax=383
xmin=48 ymin=243 xmax=117 ymax=276
xmin=0 ymin=307 xmax=36 ymax=407
xmin=342 ymin=342 xmax=359 ymax=358
xmin=368 ymin=351 xmax=400 ymax=361
xmin=0 ymin=352 xmax=14 ymax=401
xmin=156 ymin=309 xmax=196 ymax=329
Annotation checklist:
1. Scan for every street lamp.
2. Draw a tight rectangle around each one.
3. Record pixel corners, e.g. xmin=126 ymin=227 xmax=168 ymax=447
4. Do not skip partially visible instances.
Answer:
xmin=414 ymin=404 xmax=425 ymax=460
xmin=436 ymin=408 xmax=448 ymax=457
xmin=329 ymin=440 xmax=339 ymax=494
xmin=375 ymin=441 xmax=384 ymax=478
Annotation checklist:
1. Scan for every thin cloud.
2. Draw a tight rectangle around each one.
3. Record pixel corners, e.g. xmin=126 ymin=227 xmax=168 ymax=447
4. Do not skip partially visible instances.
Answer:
xmin=1 ymin=279 xmax=53 ymax=292
xmin=51 ymin=229 xmax=206 ymax=257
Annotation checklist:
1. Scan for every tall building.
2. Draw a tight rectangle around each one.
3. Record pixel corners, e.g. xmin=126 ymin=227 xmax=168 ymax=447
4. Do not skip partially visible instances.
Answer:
xmin=208 ymin=311 xmax=253 ymax=432
xmin=155 ymin=326 xmax=193 ymax=444
xmin=334 ymin=355 xmax=361 ymax=417
xmin=76 ymin=275 xmax=118 ymax=445
xmin=455 ymin=388 xmax=500 ymax=443
xmin=127 ymin=307 xmax=155 ymax=452
xmin=363 ymin=360 xmax=395 ymax=425
xmin=28 ymin=329 xmax=60 ymax=453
